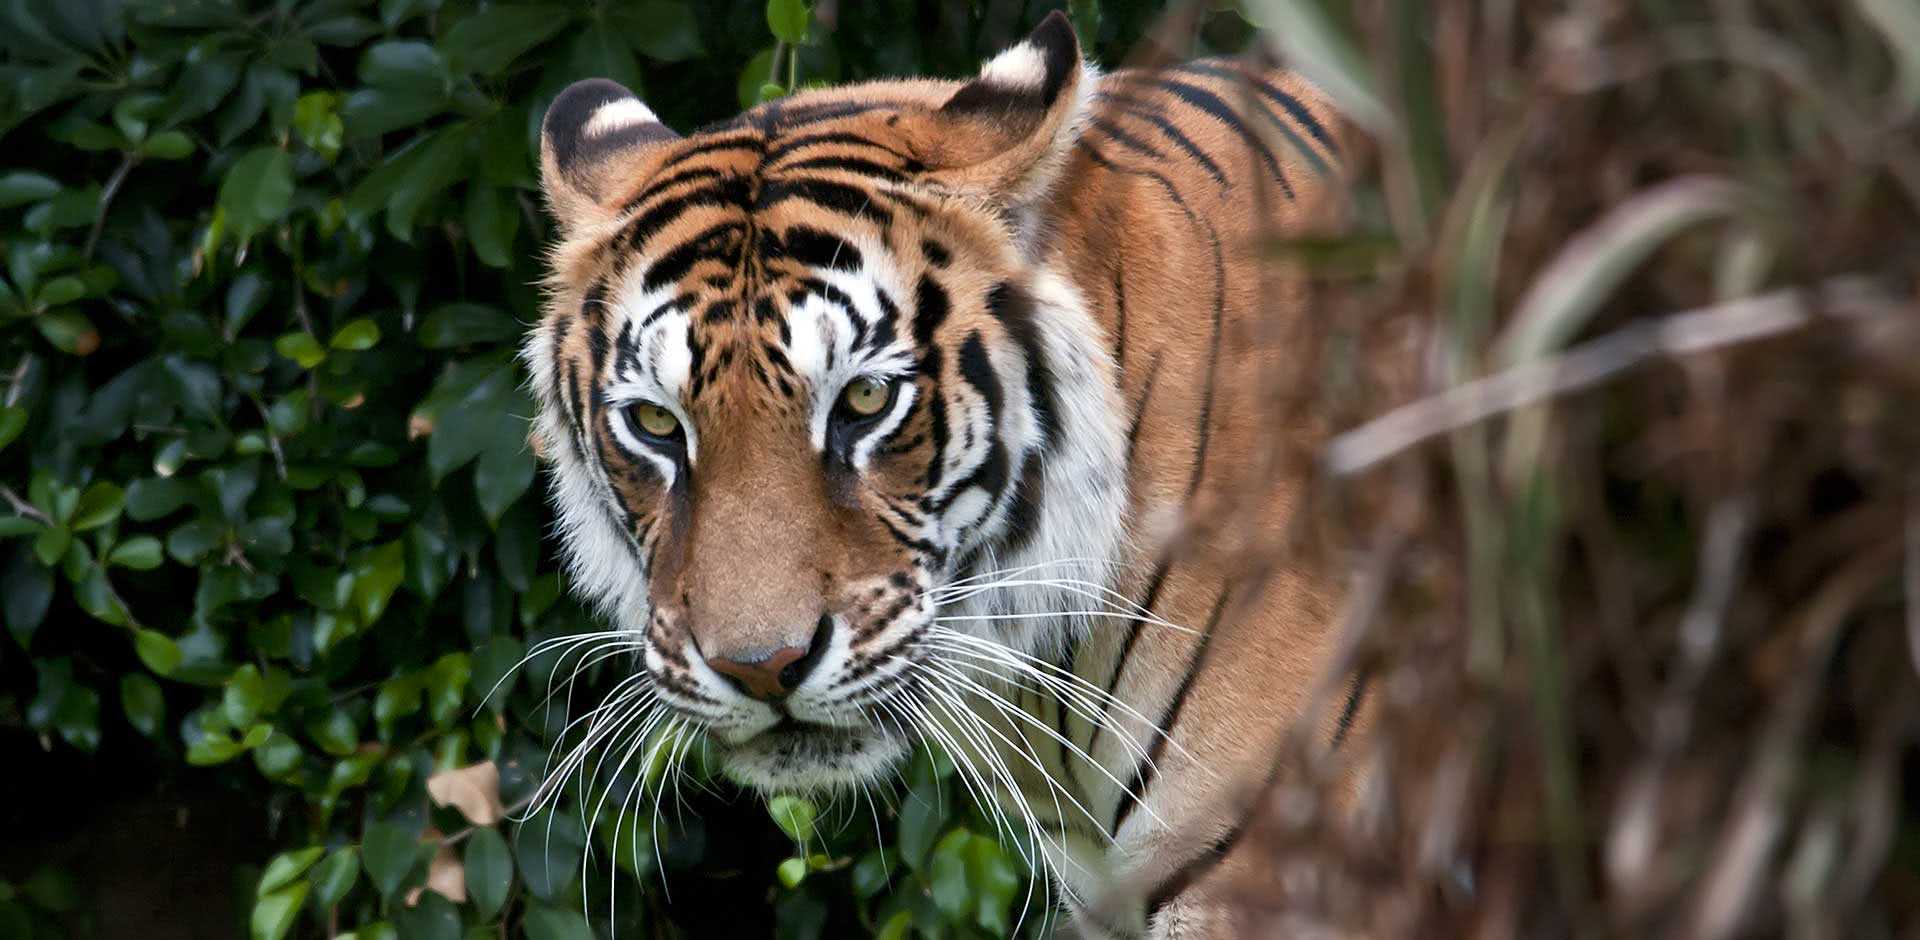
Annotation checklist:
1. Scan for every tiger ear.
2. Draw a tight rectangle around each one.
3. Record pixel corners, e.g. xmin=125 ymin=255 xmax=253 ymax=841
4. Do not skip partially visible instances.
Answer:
xmin=539 ymin=79 xmax=681 ymax=234
xmin=916 ymin=10 xmax=1091 ymax=210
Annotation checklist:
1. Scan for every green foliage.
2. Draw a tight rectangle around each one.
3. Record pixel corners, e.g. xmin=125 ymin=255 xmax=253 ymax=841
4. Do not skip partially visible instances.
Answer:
xmin=0 ymin=0 xmax=1194 ymax=936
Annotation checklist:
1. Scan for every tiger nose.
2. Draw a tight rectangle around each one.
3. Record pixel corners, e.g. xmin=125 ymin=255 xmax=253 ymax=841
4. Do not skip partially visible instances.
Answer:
xmin=707 ymin=617 xmax=832 ymax=700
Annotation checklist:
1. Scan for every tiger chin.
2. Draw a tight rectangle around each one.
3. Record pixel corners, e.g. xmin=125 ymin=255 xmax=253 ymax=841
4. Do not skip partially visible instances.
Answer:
xmin=525 ymin=11 xmax=1361 ymax=938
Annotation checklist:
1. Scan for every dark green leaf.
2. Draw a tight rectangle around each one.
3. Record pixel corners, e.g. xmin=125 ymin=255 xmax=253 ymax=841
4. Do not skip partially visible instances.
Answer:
xmin=142 ymin=130 xmax=195 ymax=159
xmin=36 ymin=274 xmax=85 ymax=307
xmin=463 ymin=827 xmax=512 ymax=918
xmin=311 ymin=847 xmax=360 ymax=908
xmin=70 ymin=481 xmax=124 ymax=531
xmin=330 ymin=318 xmax=382 ymax=350
xmin=134 ymin=628 xmax=184 ymax=676
xmin=349 ymin=540 xmax=406 ymax=626
xmin=307 ymin=708 xmax=359 ymax=757
xmin=521 ymin=905 xmax=594 ymax=940
xmin=767 ymin=0 xmax=812 ymax=44
xmin=341 ymin=86 xmax=448 ymax=139
xmin=361 ymin=41 xmax=447 ymax=87
xmin=929 ymin=829 xmax=970 ymax=920
xmin=614 ymin=2 xmax=705 ymax=61
xmin=166 ymin=46 xmax=243 ymax=125
xmin=768 ymin=795 xmax=818 ymax=844
xmin=513 ymin=812 xmax=583 ymax=899
xmin=259 ymin=847 xmax=325 ymax=896
xmin=218 ymin=148 xmax=295 ymax=243
xmin=250 ymin=881 xmax=308 ymax=940
xmin=850 ymin=851 xmax=890 ymax=898
xmin=468 ymin=636 xmax=523 ymax=711
xmin=473 ymin=435 xmax=534 ymax=524
xmin=360 ymin=822 xmax=420 ymax=899
xmin=226 ymin=271 xmax=270 ymax=335
xmin=418 ymin=303 xmax=520 ymax=348
xmin=3 ymin=550 xmax=53 ymax=647
xmin=0 ymin=406 xmax=25 ymax=451
xmin=119 ymin=673 xmax=164 ymax=737
xmin=34 ymin=309 xmax=99 ymax=355
xmin=108 ymin=535 xmax=163 ymax=569
xmin=897 ymin=779 xmax=945 ymax=870
xmin=394 ymin=891 xmax=459 ymax=940
xmin=463 ymin=184 xmax=518 ymax=269
xmin=0 ymin=171 xmax=59 ymax=208
xmin=777 ymin=855 xmax=807 ymax=889
xmin=162 ymin=356 xmax=224 ymax=420
xmin=441 ymin=6 xmax=574 ymax=75
xmin=274 ymin=332 xmax=327 ymax=368
xmin=124 ymin=477 xmax=193 ymax=523
xmin=423 ymin=652 xmax=470 ymax=724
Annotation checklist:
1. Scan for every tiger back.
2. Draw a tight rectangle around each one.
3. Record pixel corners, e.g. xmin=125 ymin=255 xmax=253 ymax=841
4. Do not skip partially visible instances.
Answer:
xmin=528 ymin=12 xmax=1358 ymax=938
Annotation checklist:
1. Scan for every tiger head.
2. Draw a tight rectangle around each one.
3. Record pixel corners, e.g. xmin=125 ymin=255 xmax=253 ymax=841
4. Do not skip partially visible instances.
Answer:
xmin=526 ymin=13 xmax=1127 ymax=793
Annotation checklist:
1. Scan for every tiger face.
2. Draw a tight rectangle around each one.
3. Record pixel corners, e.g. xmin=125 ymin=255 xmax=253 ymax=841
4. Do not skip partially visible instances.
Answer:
xmin=527 ymin=15 xmax=1126 ymax=793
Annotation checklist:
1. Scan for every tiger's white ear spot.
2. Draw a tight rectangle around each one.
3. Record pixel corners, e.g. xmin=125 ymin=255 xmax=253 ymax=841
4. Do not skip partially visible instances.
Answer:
xmin=584 ymin=97 xmax=661 ymax=137
xmin=943 ymin=10 xmax=1083 ymax=116
xmin=539 ymin=79 xmax=681 ymax=231
xmin=979 ymin=42 xmax=1048 ymax=91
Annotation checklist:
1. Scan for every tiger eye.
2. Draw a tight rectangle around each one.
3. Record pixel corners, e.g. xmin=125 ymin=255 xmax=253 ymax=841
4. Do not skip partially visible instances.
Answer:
xmin=632 ymin=402 xmax=680 ymax=438
xmin=841 ymin=377 xmax=892 ymax=417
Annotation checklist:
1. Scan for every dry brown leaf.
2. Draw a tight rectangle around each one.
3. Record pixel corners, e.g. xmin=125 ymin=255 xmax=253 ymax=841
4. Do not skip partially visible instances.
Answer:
xmin=427 ymin=760 xmax=505 ymax=826
xmin=405 ymin=830 xmax=467 ymax=906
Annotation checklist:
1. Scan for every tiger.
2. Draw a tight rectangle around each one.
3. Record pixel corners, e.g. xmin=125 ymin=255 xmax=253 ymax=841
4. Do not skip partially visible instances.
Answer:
xmin=524 ymin=11 xmax=1361 ymax=938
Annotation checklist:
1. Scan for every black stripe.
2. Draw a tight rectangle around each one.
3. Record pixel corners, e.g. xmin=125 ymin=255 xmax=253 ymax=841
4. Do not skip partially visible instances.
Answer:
xmin=698 ymin=99 xmax=906 ymax=137
xmin=1086 ymin=116 xmax=1166 ymax=163
xmin=1000 ymin=452 xmax=1045 ymax=555
xmin=792 ymin=277 xmax=868 ymax=348
xmin=549 ymin=311 xmax=576 ymax=445
xmin=983 ymin=283 xmax=1059 ymax=447
xmin=617 ymin=166 xmax=724 ymax=214
xmin=1081 ymin=142 xmax=1229 ymax=499
xmin=921 ymin=239 xmax=950 ymax=268
xmin=1330 ymin=672 xmax=1368 ymax=749
xmin=875 ymin=512 xmax=940 ymax=558
xmin=639 ymin=297 xmax=688 ymax=329
xmin=913 ymin=276 xmax=951 ymax=490
xmin=1111 ymin=268 xmax=1128 ymax=372
xmin=1075 ymin=142 xmax=1201 ymax=225
xmin=1084 ymin=560 xmax=1171 ymax=773
xmin=1142 ymin=704 xmax=1302 ymax=922
xmin=1095 ymin=95 xmax=1231 ymax=189
xmin=775 ymin=154 xmax=908 ymax=183
xmin=1185 ymin=221 xmax=1226 ymax=501
xmin=1174 ymin=61 xmax=1338 ymax=154
xmin=1125 ymin=354 xmax=1162 ymax=463
xmin=619 ymin=176 xmax=752 ymax=252
xmin=939 ymin=333 xmax=1010 ymax=512
xmin=562 ymin=359 xmax=585 ymax=451
xmin=656 ymin=134 xmax=763 ymax=164
xmin=756 ymin=177 xmax=894 ymax=226
xmin=1124 ymin=75 xmax=1295 ymax=197
xmin=776 ymin=225 xmax=863 ymax=273
xmin=1112 ymin=588 xmax=1231 ymax=834
xmin=764 ymin=130 xmax=913 ymax=165
xmin=1056 ymin=633 xmax=1085 ymax=797
xmin=612 ymin=319 xmax=638 ymax=379
xmin=642 ymin=222 xmax=744 ymax=290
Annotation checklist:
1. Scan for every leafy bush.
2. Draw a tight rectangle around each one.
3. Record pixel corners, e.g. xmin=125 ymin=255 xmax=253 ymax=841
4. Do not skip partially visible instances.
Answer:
xmin=0 ymin=1 xmax=1201 ymax=936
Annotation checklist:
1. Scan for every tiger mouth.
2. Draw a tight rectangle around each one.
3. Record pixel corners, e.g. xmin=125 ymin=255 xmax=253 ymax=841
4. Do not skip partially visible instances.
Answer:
xmin=716 ymin=715 xmax=910 ymax=790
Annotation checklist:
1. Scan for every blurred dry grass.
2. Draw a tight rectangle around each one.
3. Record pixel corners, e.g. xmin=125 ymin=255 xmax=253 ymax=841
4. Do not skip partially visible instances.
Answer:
xmin=1209 ymin=1 xmax=1920 ymax=937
